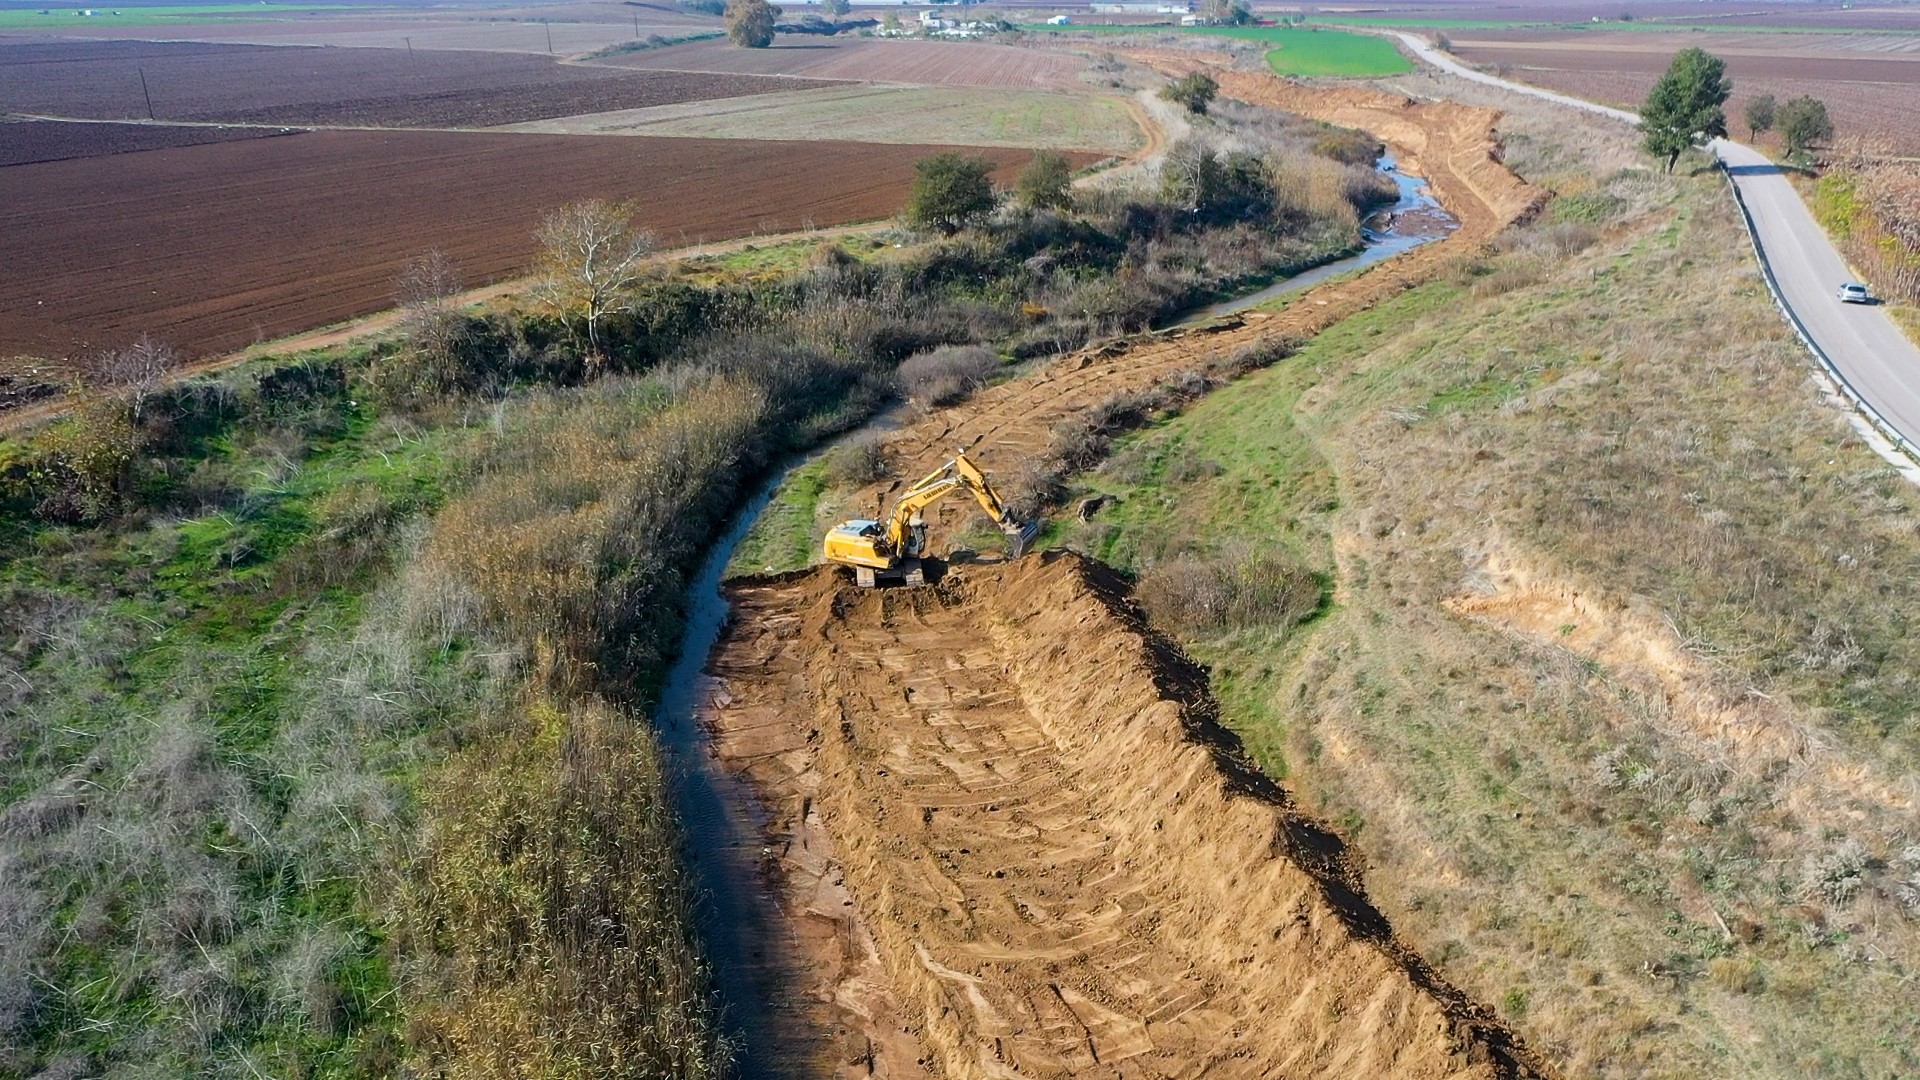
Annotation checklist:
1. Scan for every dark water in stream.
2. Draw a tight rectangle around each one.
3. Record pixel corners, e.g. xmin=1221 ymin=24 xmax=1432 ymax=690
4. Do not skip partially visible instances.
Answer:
xmin=1174 ymin=153 xmax=1458 ymax=326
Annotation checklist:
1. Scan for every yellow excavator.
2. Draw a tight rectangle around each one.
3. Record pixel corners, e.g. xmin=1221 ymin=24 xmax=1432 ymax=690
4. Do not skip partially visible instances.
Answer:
xmin=822 ymin=452 xmax=1037 ymax=587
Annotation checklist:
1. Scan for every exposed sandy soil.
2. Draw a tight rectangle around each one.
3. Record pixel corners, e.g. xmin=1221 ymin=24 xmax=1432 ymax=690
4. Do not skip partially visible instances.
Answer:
xmin=0 ymin=40 xmax=827 ymax=126
xmin=0 ymin=131 xmax=1062 ymax=358
xmin=696 ymin=59 xmax=1554 ymax=1077
xmin=707 ymin=555 xmax=1555 ymax=1078
xmin=594 ymin=34 xmax=1092 ymax=88
xmin=0 ymin=118 xmax=300 ymax=166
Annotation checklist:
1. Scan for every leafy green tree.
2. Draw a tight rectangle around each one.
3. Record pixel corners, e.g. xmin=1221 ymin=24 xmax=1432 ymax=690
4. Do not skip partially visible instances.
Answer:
xmin=1743 ymin=93 xmax=1775 ymax=140
xmin=1777 ymin=95 xmax=1833 ymax=156
xmin=1638 ymin=47 xmax=1731 ymax=173
xmin=1160 ymin=71 xmax=1218 ymax=116
xmin=724 ymin=0 xmax=778 ymax=47
xmin=1199 ymin=0 xmax=1253 ymax=25
xmin=1014 ymin=150 xmax=1075 ymax=212
xmin=906 ymin=152 xmax=997 ymax=235
xmin=820 ymin=0 xmax=850 ymax=14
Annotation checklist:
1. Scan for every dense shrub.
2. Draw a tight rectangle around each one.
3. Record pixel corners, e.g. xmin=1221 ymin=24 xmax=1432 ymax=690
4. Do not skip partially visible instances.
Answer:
xmin=822 ymin=433 xmax=892 ymax=489
xmin=897 ymin=344 xmax=1000 ymax=406
xmin=1311 ymin=127 xmax=1383 ymax=167
xmin=1136 ymin=548 xmax=1324 ymax=635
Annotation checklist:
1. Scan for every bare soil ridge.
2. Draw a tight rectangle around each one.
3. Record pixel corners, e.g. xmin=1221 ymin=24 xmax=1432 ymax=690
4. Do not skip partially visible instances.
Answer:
xmin=699 ymin=64 xmax=1556 ymax=1077
xmin=711 ymin=554 xmax=1556 ymax=1077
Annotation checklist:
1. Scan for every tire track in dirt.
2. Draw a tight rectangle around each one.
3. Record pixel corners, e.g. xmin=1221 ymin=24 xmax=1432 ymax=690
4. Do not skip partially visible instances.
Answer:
xmin=699 ymin=67 xmax=1557 ymax=1078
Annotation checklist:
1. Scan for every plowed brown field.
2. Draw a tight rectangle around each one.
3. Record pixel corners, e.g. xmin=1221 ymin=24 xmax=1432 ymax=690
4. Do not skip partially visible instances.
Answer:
xmin=699 ymin=61 xmax=1555 ymax=1077
xmin=0 ymin=39 xmax=829 ymax=126
xmin=0 ymin=131 xmax=1067 ymax=358
xmin=597 ymin=35 xmax=1090 ymax=88
xmin=1447 ymin=33 xmax=1920 ymax=153
xmin=0 ymin=118 xmax=298 ymax=166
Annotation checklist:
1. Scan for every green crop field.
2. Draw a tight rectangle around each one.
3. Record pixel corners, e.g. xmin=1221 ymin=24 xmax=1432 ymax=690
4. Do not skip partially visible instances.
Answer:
xmin=0 ymin=3 xmax=349 ymax=29
xmin=1322 ymin=14 xmax=1920 ymax=34
xmin=1020 ymin=23 xmax=1412 ymax=76
xmin=1229 ymin=26 xmax=1414 ymax=76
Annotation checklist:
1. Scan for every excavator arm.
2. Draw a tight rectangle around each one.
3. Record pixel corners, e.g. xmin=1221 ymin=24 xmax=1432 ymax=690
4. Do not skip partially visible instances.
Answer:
xmin=823 ymin=451 xmax=1037 ymax=584
xmin=882 ymin=453 xmax=1034 ymax=556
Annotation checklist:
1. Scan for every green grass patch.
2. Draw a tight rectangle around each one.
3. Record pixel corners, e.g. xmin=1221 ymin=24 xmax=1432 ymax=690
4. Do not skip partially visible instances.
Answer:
xmin=0 ymin=386 xmax=476 ymax=1075
xmin=726 ymin=458 xmax=827 ymax=577
xmin=1314 ymin=14 xmax=1920 ymax=33
xmin=1021 ymin=23 xmax=1412 ymax=76
xmin=0 ymin=3 xmax=355 ymax=29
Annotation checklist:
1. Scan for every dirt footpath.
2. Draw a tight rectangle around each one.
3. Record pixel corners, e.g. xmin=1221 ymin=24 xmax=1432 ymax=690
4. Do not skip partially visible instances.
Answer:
xmin=699 ymin=69 xmax=1556 ymax=1076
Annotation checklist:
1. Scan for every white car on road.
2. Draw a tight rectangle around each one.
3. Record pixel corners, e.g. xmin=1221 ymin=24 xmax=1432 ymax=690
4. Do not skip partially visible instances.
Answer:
xmin=1837 ymin=282 xmax=1873 ymax=304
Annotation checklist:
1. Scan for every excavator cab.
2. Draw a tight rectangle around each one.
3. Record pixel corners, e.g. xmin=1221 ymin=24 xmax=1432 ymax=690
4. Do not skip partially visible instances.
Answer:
xmin=822 ymin=452 xmax=1037 ymax=587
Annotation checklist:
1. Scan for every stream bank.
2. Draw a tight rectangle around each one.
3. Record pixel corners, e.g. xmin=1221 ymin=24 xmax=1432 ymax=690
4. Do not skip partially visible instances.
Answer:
xmin=652 ymin=152 xmax=1462 ymax=1078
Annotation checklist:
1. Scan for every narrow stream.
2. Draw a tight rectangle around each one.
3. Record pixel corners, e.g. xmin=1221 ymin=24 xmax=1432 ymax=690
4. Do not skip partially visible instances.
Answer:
xmin=1173 ymin=153 xmax=1457 ymax=327
xmin=650 ymin=153 xmax=1459 ymax=1076
xmin=650 ymin=467 xmax=795 ymax=1077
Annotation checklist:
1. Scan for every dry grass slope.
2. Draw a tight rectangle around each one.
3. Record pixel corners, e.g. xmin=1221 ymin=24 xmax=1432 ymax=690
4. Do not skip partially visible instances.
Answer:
xmin=1037 ymin=69 xmax=1920 ymax=1078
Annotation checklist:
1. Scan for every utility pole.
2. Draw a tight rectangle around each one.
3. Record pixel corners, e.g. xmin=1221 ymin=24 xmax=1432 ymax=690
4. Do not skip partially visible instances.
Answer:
xmin=137 ymin=66 xmax=154 ymax=120
xmin=633 ymin=12 xmax=640 ymax=37
xmin=404 ymin=35 xmax=413 ymax=57
xmin=545 ymin=22 xmax=554 ymax=52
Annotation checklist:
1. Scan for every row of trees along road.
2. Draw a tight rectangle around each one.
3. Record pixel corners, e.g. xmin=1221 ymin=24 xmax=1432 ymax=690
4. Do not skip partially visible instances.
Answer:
xmin=1640 ymin=47 xmax=1833 ymax=170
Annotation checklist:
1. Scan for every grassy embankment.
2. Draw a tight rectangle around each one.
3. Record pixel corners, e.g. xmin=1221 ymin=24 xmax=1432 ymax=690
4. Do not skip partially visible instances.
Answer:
xmin=1 ymin=107 xmax=1389 ymax=1076
xmin=1053 ymin=87 xmax=1920 ymax=1078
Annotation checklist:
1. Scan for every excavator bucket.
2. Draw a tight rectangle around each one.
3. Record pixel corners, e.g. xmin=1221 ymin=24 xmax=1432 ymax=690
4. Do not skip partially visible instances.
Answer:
xmin=1003 ymin=517 xmax=1041 ymax=558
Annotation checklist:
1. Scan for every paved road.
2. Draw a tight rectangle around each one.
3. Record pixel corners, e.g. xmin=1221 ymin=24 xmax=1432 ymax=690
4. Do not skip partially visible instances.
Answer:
xmin=1396 ymin=31 xmax=1920 ymax=457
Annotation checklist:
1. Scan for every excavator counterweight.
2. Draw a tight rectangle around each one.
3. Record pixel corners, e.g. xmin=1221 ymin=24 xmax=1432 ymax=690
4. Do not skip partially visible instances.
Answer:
xmin=822 ymin=451 xmax=1037 ymax=587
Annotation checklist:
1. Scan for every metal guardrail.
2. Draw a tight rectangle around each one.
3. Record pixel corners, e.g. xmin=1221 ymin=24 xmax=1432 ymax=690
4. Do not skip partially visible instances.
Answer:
xmin=1717 ymin=160 xmax=1920 ymax=466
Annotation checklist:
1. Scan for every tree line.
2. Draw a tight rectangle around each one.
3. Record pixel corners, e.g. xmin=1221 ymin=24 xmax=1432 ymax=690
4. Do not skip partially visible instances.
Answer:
xmin=1639 ymin=46 xmax=1832 ymax=171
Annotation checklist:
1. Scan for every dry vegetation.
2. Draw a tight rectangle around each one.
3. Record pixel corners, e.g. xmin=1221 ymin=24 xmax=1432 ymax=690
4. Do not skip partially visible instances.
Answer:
xmin=1043 ymin=73 xmax=1920 ymax=1077
xmin=1812 ymin=156 xmax=1920 ymax=306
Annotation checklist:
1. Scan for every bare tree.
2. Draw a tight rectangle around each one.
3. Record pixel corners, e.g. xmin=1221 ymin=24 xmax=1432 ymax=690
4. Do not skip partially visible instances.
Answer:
xmin=397 ymin=248 xmax=461 ymax=311
xmin=395 ymin=250 xmax=466 ymax=379
xmin=84 ymin=335 xmax=178 ymax=423
xmin=531 ymin=201 xmax=655 ymax=362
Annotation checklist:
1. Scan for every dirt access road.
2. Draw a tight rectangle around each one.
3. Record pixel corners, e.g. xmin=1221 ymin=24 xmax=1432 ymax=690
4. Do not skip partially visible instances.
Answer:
xmin=698 ymin=61 xmax=1555 ymax=1078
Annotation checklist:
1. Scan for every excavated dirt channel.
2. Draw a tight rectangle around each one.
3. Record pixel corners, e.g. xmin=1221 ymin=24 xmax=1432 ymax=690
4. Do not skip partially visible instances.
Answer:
xmin=657 ymin=64 xmax=1557 ymax=1077
xmin=702 ymin=555 xmax=1554 ymax=1078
